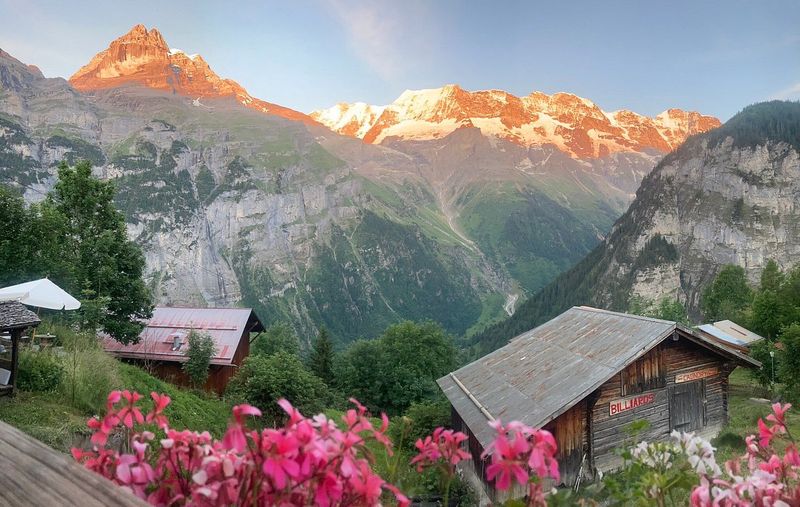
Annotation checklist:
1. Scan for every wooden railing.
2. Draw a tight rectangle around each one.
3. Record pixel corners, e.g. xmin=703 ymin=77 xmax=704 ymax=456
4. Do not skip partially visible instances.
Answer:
xmin=0 ymin=420 xmax=146 ymax=506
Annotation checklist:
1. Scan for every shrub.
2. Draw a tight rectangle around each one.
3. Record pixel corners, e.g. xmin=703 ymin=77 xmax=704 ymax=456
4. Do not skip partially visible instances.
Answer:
xmin=16 ymin=348 xmax=64 ymax=392
xmin=226 ymin=351 xmax=330 ymax=424
xmin=336 ymin=321 xmax=457 ymax=415
xmin=182 ymin=330 xmax=216 ymax=387
xmin=250 ymin=323 xmax=300 ymax=357
xmin=391 ymin=399 xmax=451 ymax=451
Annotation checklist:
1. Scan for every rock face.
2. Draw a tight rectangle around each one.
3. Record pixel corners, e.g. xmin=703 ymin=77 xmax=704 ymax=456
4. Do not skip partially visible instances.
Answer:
xmin=311 ymin=85 xmax=720 ymax=158
xmin=0 ymin=25 xmax=723 ymax=345
xmin=469 ymin=101 xmax=800 ymax=353
xmin=69 ymin=24 xmax=312 ymax=124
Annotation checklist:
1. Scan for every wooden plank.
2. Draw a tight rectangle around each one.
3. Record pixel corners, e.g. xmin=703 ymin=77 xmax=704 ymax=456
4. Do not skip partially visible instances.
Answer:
xmin=0 ymin=420 xmax=147 ymax=506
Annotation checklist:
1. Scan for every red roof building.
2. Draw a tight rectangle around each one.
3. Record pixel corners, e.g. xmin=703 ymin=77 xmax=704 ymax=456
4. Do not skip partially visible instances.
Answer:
xmin=102 ymin=307 xmax=264 ymax=394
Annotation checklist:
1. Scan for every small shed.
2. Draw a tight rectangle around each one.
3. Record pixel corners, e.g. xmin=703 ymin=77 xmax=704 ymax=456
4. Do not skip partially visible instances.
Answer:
xmin=102 ymin=307 xmax=264 ymax=394
xmin=0 ymin=301 xmax=41 ymax=396
xmin=438 ymin=306 xmax=760 ymax=502
xmin=696 ymin=320 xmax=766 ymax=352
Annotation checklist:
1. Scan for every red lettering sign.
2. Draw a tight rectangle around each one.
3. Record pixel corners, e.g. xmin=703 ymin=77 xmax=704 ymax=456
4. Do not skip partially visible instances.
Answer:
xmin=609 ymin=392 xmax=656 ymax=416
xmin=675 ymin=367 xmax=718 ymax=383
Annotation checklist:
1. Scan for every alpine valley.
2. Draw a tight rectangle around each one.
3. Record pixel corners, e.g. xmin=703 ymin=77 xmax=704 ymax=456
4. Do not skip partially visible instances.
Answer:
xmin=0 ymin=24 xmax=721 ymax=344
xmin=471 ymin=101 xmax=800 ymax=354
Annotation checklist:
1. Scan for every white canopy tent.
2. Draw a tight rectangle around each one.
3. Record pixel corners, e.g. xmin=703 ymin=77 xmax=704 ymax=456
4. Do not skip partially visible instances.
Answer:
xmin=0 ymin=279 xmax=81 ymax=310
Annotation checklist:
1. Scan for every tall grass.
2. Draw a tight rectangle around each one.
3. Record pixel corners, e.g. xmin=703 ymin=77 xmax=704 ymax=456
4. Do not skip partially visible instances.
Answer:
xmin=53 ymin=324 xmax=120 ymax=414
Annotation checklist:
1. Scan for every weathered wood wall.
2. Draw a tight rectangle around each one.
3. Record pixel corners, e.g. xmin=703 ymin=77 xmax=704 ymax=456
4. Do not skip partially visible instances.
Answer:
xmin=591 ymin=335 xmax=732 ymax=472
xmin=545 ymin=400 xmax=587 ymax=487
xmin=0 ymin=420 xmax=147 ymax=506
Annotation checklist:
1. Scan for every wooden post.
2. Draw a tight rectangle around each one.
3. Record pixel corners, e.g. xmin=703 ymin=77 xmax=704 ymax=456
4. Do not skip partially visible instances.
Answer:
xmin=9 ymin=329 xmax=19 ymax=396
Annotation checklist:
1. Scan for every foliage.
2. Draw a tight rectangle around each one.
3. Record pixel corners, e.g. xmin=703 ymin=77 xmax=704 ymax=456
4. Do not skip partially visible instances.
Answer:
xmin=390 ymin=399 xmax=451 ymax=452
xmin=629 ymin=296 xmax=690 ymax=324
xmin=73 ymin=392 xmax=410 ymax=506
xmin=250 ymin=323 xmax=300 ymax=357
xmin=308 ymin=327 xmax=335 ymax=384
xmin=704 ymin=100 xmax=800 ymax=153
xmin=689 ymin=402 xmax=800 ymax=505
xmin=182 ymin=330 xmax=216 ymax=387
xmin=16 ymin=348 xmax=64 ymax=392
xmin=75 ymin=284 xmax=111 ymax=331
xmin=58 ymin=325 xmax=121 ymax=414
xmin=603 ymin=430 xmax=710 ymax=506
xmin=50 ymin=161 xmax=153 ymax=343
xmin=336 ymin=321 xmax=457 ymax=415
xmin=410 ymin=427 xmax=471 ymax=506
xmin=73 ymin=388 xmax=565 ymax=506
xmin=226 ymin=351 xmax=330 ymax=424
xmin=749 ymin=340 xmax=780 ymax=388
xmin=0 ymin=185 xmax=70 ymax=288
xmin=780 ymin=324 xmax=800 ymax=402
xmin=701 ymin=265 xmax=753 ymax=322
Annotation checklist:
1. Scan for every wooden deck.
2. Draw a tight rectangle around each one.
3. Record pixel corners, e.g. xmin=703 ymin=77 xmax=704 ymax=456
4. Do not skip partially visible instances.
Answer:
xmin=0 ymin=420 xmax=146 ymax=506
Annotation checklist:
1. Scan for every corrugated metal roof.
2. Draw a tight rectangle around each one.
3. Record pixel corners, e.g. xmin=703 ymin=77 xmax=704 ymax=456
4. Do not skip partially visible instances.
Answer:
xmin=698 ymin=324 xmax=748 ymax=348
xmin=102 ymin=307 xmax=264 ymax=366
xmin=438 ymin=306 xmax=758 ymax=449
xmin=713 ymin=320 xmax=765 ymax=344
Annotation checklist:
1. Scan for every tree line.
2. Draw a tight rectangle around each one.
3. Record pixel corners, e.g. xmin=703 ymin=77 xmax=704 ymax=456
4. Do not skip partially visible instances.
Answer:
xmin=701 ymin=261 xmax=800 ymax=397
xmin=0 ymin=160 xmax=152 ymax=343
xmin=226 ymin=320 xmax=456 ymax=425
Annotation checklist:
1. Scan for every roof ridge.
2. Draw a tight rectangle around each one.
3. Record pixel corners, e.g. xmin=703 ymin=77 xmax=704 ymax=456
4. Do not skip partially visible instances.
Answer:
xmin=574 ymin=305 xmax=677 ymax=326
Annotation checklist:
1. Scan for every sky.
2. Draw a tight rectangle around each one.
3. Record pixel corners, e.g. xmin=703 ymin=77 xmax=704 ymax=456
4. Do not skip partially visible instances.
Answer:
xmin=1 ymin=0 xmax=798 ymax=120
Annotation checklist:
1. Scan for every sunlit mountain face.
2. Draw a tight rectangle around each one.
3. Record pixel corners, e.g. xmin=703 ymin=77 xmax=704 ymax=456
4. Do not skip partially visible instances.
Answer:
xmin=312 ymin=84 xmax=719 ymax=158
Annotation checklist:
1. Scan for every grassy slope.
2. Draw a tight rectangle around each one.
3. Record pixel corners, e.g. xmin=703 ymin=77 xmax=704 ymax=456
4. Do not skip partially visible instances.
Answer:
xmin=0 ymin=361 xmax=231 ymax=453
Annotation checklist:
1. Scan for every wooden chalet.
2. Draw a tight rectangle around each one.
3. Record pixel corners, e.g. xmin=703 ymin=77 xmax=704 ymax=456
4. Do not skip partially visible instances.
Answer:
xmin=102 ymin=307 xmax=264 ymax=394
xmin=0 ymin=301 xmax=40 ymax=396
xmin=438 ymin=306 xmax=760 ymax=502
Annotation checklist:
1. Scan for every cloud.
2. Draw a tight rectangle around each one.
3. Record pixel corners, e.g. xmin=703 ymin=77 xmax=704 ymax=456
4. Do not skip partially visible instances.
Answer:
xmin=323 ymin=0 xmax=434 ymax=82
xmin=770 ymin=82 xmax=800 ymax=100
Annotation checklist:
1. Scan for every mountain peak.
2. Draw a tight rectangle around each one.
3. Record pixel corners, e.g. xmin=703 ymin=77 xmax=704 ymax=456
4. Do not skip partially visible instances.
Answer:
xmin=312 ymin=87 xmax=721 ymax=158
xmin=69 ymin=24 xmax=313 ymax=124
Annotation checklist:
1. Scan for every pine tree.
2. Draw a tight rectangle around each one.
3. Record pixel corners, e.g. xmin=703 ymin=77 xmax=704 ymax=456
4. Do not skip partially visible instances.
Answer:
xmin=308 ymin=327 xmax=335 ymax=385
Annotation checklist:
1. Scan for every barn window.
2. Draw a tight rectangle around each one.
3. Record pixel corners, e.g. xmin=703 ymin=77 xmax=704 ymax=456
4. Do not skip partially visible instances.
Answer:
xmin=620 ymin=344 xmax=666 ymax=396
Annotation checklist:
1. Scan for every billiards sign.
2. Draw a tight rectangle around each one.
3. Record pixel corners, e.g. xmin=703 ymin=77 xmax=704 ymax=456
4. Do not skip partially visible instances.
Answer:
xmin=609 ymin=392 xmax=656 ymax=416
xmin=675 ymin=367 xmax=718 ymax=383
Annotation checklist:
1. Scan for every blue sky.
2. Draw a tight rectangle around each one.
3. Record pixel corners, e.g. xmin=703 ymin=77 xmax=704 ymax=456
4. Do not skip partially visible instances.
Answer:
xmin=1 ymin=0 xmax=798 ymax=119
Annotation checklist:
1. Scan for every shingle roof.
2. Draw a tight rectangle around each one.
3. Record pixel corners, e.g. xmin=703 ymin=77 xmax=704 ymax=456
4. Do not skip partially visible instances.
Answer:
xmin=102 ymin=307 xmax=264 ymax=365
xmin=438 ymin=306 xmax=759 ymax=449
xmin=0 ymin=301 xmax=40 ymax=331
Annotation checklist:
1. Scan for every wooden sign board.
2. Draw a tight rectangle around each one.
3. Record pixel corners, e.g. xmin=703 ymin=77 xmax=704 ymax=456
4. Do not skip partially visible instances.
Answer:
xmin=609 ymin=392 xmax=655 ymax=416
xmin=675 ymin=367 xmax=718 ymax=384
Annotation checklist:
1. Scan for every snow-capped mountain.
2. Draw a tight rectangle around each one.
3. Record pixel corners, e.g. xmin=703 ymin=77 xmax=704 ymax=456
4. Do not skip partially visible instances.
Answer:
xmin=311 ymin=85 xmax=720 ymax=159
xmin=69 ymin=24 xmax=312 ymax=123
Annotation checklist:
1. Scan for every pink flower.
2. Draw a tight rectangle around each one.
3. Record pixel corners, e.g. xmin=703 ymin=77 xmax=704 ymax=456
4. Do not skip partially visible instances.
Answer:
xmin=261 ymin=431 xmax=301 ymax=489
xmin=221 ymin=404 xmax=261 ymax=452
xmin=485 ymin=431 xmax=531 ymax=490
xmin=410 ymin=427 xmax=470 ymax=473
xmin=116 ymin=390 xmax=144 ymax=429
xmin=759 ymin=418 xmax=776 ymax=448
xmin=529 ymin=429 xmax=560 ymax=482
xmin=145 ymin=392 xmax=171 ymax=429
xmin=767 ymin=402 xmax=791 ymax=430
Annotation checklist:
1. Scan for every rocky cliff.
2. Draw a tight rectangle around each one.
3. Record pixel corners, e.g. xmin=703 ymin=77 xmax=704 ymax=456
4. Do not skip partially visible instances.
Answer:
xmin=0 ymin=25 xmax=723 ymax=344
xmin=470 ymin=101 xmax=800 ymax=353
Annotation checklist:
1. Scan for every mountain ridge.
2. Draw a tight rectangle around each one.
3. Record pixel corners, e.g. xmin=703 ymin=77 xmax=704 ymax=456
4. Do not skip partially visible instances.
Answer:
xmin=69 ymin=24 xmax=314 ymax=124
xmin=312 ymin=85 xmax=720 ymax=159
xmin=468 ymin=100 xmax=800 ymax=354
